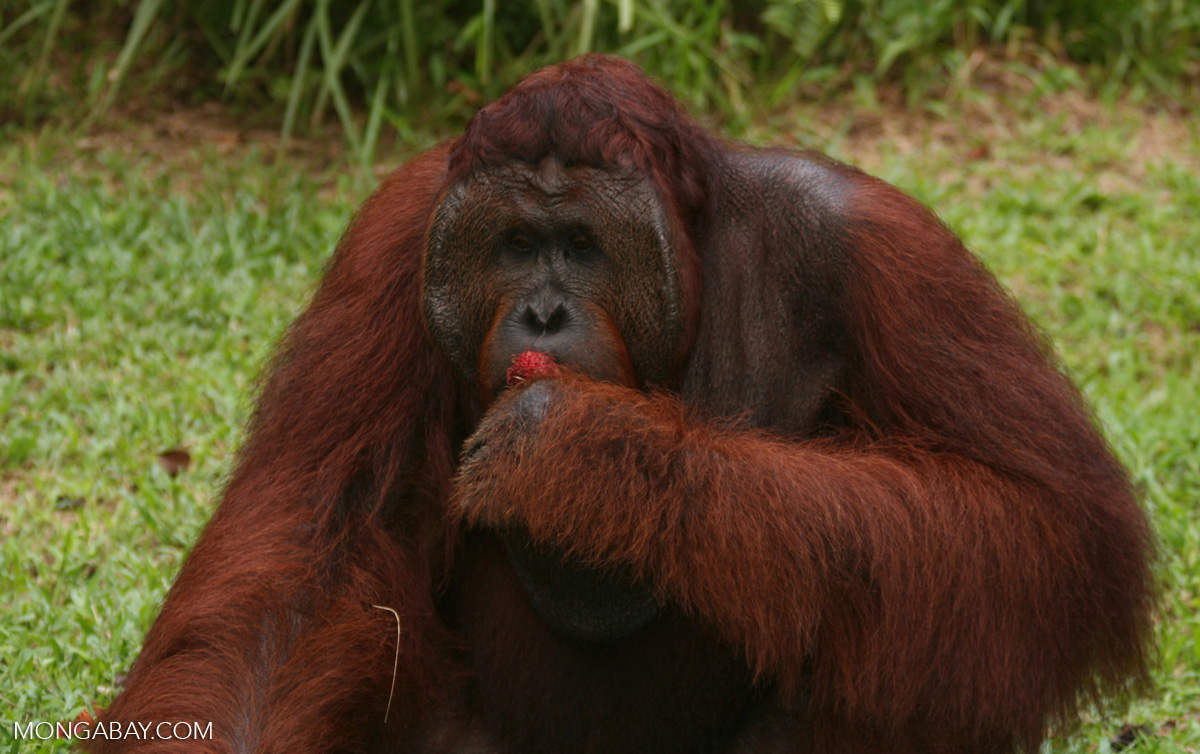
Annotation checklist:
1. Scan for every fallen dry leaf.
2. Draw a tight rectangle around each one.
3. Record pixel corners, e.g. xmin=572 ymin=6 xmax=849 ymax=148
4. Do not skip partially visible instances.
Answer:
xmin=157 ymin=448 xmax=192 ymax=476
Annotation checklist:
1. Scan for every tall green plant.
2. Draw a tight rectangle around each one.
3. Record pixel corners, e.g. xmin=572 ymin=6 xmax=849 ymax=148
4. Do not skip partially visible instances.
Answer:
xmin=1 ymin=0 xmax=1196 ymax=155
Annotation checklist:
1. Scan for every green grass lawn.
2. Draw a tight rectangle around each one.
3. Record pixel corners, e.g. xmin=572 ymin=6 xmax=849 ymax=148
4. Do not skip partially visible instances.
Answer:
xmin=2 ymin=96 xmax=1198 ymax=752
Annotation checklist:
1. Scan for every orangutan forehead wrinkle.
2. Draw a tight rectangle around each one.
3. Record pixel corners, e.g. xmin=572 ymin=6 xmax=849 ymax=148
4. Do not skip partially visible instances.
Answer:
xmin=469 ymin=161 xmax=649 ymax=209
xmin=532 ymin=156 xmax=569 ymax=197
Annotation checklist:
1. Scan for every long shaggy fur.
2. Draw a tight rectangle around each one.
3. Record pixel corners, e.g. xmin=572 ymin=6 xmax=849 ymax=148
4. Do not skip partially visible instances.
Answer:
xmin=90 ymin=55 xmax=1153 ymax=754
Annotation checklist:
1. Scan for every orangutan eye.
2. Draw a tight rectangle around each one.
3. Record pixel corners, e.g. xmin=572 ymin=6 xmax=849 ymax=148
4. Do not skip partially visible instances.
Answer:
xmin=570 ymin=234 xmax=593 ymax=251
xmin=510 ymin=233 xmax=533 ymax=251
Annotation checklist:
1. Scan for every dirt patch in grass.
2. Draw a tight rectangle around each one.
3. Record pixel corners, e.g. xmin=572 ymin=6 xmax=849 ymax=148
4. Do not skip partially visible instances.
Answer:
xmin=0 ymin=475 xmax=27 ymax=511
xmin=763 ymin=58 xmax=1199 ymax=192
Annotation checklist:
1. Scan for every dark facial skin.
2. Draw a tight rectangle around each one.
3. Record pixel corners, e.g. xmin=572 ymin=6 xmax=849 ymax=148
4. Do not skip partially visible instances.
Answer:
xmin=424 ymin=157 xmax=689 ymax=642
xmin=423 ymin=157 xmax=687 ymax=401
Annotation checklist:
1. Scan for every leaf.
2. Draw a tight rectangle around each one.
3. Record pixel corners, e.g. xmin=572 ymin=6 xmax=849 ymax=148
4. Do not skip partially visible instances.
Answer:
xmin=157 ymin=448 xmax=192 ymax=477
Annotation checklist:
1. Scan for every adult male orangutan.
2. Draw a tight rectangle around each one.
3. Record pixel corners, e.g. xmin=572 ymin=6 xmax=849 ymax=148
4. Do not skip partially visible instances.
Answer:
xmin=89 ymin=55 xmax=1153 ymax=754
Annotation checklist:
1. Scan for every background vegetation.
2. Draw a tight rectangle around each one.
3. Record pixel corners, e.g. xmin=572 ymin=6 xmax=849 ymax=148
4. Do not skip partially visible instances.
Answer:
xmin=2 ymin=1 xmax=1199 ymax=752
xmin=2 ymin=0 xmax=1199 ymax=162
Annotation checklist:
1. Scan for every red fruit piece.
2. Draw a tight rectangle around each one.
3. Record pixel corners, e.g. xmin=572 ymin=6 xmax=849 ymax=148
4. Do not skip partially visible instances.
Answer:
xmin=506 ymin=350 xmax=558 ymax=387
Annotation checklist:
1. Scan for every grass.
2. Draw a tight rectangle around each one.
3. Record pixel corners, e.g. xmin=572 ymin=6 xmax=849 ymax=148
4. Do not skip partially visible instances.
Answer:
xmin=1 ymin=90 xmax=1199 ymax=752
xmin=4 ymin=1 xmax=1198 ymax=164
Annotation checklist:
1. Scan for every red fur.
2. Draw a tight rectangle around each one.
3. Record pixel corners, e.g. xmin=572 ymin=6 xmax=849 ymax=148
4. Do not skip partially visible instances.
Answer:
xmin=86 ymin=148 xmax=464 ymax=752
xmin=90 ymin=55 xmax=1152 ymax=754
